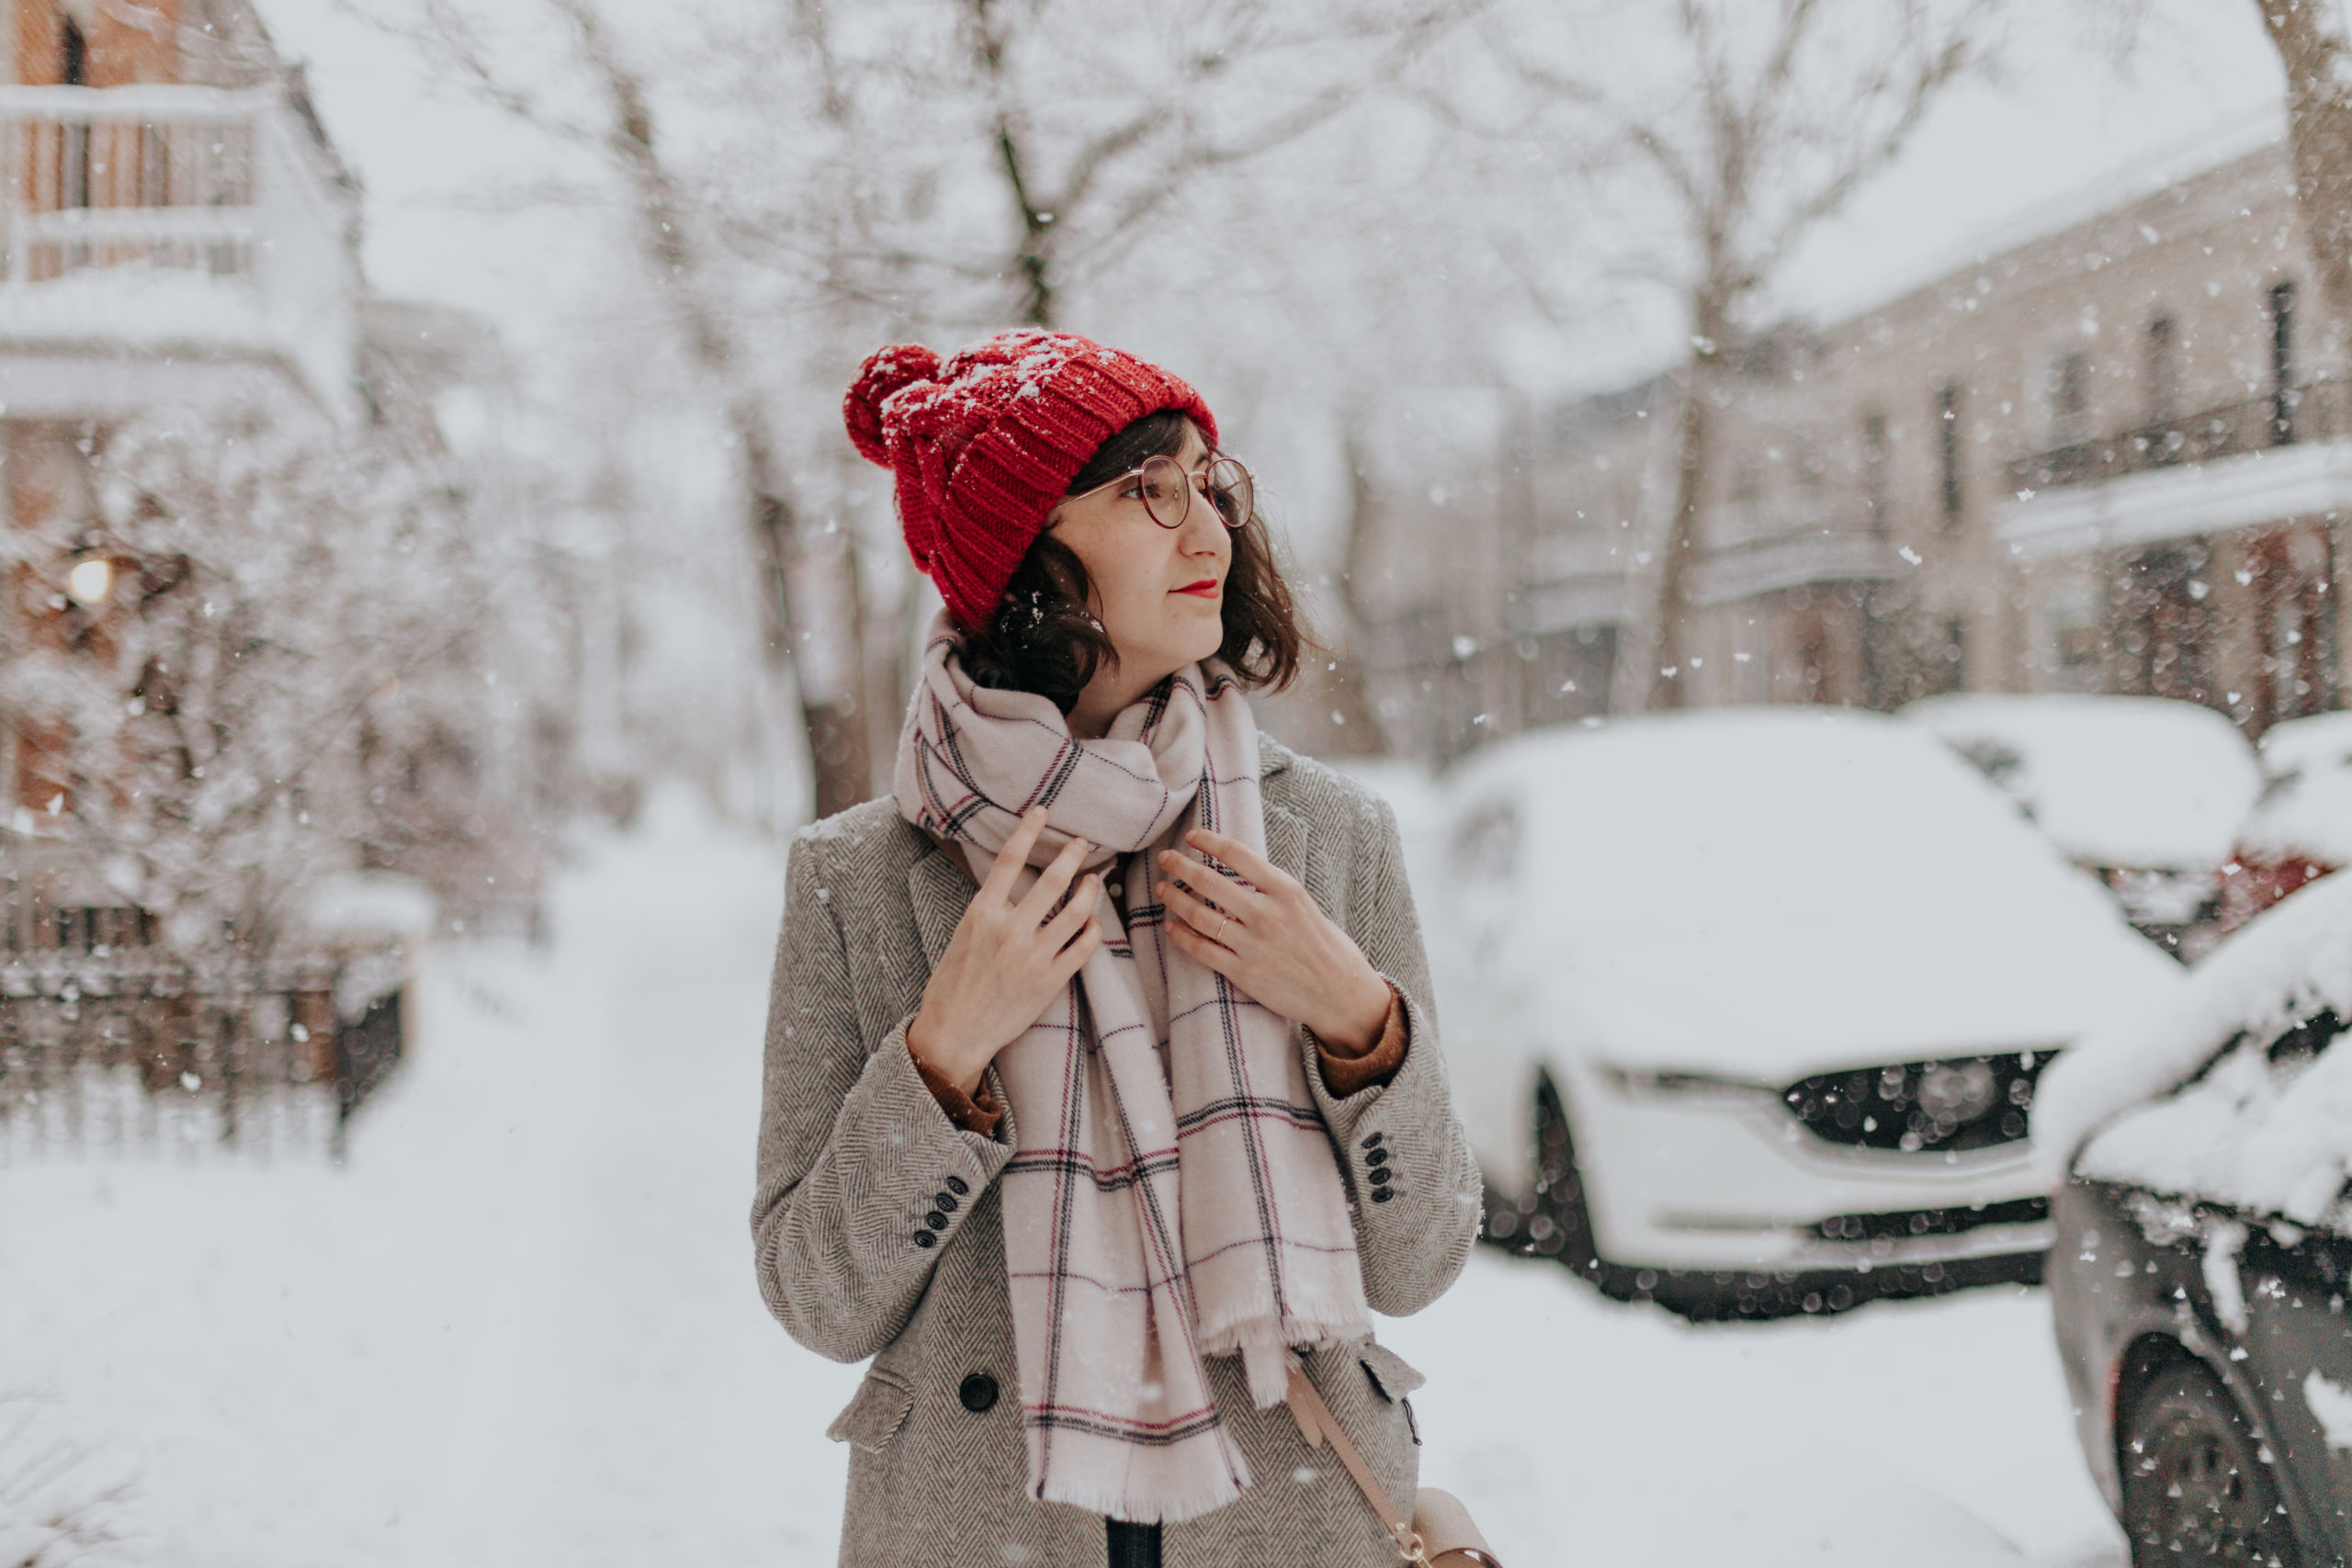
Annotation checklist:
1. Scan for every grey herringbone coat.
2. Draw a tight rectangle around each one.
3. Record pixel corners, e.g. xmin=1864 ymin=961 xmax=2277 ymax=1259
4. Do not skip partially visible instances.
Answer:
xmin=751 ymin=736 xmax=1483 ymax=1567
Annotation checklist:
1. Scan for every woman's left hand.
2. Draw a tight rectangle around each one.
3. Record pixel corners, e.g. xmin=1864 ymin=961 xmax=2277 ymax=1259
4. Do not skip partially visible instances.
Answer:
xmin=1158 ymin=829 xmax=1393 ymax=1056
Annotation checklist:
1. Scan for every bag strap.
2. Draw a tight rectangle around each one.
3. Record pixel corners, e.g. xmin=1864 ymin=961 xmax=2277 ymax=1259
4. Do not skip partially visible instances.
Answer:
xmin=1285 ymin=1361 xmax=1433 ymax=1566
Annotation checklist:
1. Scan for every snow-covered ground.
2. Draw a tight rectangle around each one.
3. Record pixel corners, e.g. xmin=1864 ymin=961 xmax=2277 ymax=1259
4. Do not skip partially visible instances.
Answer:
xmin=2 ymin=789 xmax=2123 ymax=1567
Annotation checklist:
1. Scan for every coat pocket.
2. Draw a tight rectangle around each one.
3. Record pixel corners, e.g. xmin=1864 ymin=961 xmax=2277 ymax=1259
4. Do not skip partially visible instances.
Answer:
xmin=826 ymin=1365 xmax=916 ymax=1453
xmin=1354 ymin=1339 xmax=1427 ymax=1403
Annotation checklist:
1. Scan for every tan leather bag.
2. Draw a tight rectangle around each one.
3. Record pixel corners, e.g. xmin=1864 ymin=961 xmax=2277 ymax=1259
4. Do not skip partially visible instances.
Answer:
xmin=1285 ymin=1362 xmax=1503 ymax=1566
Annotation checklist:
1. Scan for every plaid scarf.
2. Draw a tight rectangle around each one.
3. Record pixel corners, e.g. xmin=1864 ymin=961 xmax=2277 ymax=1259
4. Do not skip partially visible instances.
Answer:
xmin=892 ymin=613 xmax=1371 ymax=1524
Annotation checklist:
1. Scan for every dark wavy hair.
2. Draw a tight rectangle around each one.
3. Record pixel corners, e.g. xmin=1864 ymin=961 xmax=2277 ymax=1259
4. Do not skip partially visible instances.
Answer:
xmin=963 ymin=410 xmax=1305 ymax=712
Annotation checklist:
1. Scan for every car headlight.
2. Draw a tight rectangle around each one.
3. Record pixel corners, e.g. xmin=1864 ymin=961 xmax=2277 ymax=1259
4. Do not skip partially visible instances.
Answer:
xmin=1595 ymin=1065 xmax=1780 ymax=1103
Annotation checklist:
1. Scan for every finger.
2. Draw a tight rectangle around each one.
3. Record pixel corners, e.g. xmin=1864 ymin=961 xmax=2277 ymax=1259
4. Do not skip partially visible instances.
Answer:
xmin=1181 ymin=829 xmax=1283 ymax=892
xmin=982 ymin=806 xmax=1051 ymax=901
xmin=1016 ymin=832 xmax=1091 ymax=923
xmin=1158 ymin=875 xmax=1242 ymax=942
xmin=1040 ymin=874 xmax=1099 ymax=949
xmin=1166 ymin=916 xmax=1237 ymax=969
xmin=1051 ymin=920 xmax=1102 ymax=980
xmin=1158 ymin=848 xmax=1268 ymax=918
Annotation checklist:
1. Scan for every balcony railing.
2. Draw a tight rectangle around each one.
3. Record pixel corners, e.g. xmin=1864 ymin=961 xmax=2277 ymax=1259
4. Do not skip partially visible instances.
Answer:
xmin=1690 ymin=493 xmax=1906 ymax=605
xmin=0 ymin=83 xmax=357 ymax=414
xmin=2006 ymin=381 xmax=2352 ymax=494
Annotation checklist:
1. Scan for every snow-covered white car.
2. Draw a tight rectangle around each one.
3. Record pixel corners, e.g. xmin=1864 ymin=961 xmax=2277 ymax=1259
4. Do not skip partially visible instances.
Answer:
xmin=2217 ymin=709 xmax=2352 ymax=934
xmin=2036 ymin=874 xmax=2352 ymax=1568
xmin=1901 ymin=694 xmax=2262 ymax=959
xmin=1448 ymin=708 xmax=2180 ymax=1319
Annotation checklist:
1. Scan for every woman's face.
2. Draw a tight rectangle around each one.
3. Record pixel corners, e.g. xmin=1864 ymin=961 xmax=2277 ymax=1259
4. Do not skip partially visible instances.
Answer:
xmin=1046 ymin=421 xmax=1232 ymax=684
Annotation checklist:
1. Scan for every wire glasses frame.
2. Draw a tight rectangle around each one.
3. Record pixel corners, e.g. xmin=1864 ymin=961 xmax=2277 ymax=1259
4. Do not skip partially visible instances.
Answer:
xmin=1065 ymin=453 xmax=1256 ymax=531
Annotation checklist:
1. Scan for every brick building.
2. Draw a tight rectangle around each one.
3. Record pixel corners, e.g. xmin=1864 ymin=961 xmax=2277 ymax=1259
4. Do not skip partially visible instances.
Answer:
xmin=1 ymin=0 xmax=363 ymax=828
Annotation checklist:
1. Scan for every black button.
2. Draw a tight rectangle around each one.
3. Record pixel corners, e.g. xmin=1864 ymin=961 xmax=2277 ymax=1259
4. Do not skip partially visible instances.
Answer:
xmin=945 ymin=1175 xmax=970 ymax=1196
xmin=959 ymin=1372 xmax=1000 ymax=1413
xmin=935 ymin=1191 xmax=959 ymax=1213
xmin=914 ymin=1230 xmax=936 ymax=1247
xmin=925 ymin=1211 xmax=948 ymax=1230
xmin=1369 ymin=1166 xmax=1393 ymax=1185
xmin=1366 ymin=1147 xmax=1389 ymax=1167
xmin=1361 ymin=1132 xmax=1385 ymax=1149
xmin=1372 ymin=1188 xmax=1396 ymax=1203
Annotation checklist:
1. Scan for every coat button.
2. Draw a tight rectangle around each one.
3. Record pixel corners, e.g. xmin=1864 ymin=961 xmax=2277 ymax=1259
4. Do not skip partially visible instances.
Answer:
xmin=1371 ymin=1188 xmax=1395 ymax=1203
xmin=1366 ymin=1147 xmax=1389 ymax=1167
xmin=1369 ymin=1166 xmax=1393 ymax=1186
xmin=1362 ymin=1131 xmax=1385 ymax=1149
xmin=959 ymin=1372 xmax=1000 ymax=1413
xmin=944 ymin=1175 xmax=970 ymax=1195
xmin=925 ymin=1211 xmax=948 ymax=1230
xmin=914 ymin=1230 xmax=936 ymax=1247
xmin=935 ymin=1191 xmax=959 ymax=1213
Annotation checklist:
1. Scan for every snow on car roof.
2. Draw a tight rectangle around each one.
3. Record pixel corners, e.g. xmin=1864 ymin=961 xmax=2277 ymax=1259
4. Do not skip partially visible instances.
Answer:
xmin=2240 ymin=710 xmax=2352 ymax=866
xmin=2031 ymin=864 xmax=2352 ymax=1194
xmin=1899 ymin=694 xmax=2260 ymax=871
xmin=1442 ymin=707 xmax=2177 ymax=1079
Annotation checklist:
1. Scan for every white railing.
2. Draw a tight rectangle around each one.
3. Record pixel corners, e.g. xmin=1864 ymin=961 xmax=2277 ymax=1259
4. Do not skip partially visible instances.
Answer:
xmin=0 ymin=84 xmax=358 ymax=416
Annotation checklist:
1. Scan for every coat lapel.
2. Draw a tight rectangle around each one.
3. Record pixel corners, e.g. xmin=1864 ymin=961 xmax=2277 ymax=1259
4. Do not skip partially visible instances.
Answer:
xmin=908 ymin=850 xmax=974 ymax=972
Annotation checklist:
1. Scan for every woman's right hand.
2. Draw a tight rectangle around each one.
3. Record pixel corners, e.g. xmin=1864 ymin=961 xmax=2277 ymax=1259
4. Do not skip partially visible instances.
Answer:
xmin=907 ymin=806 xmax=1102 ymax=1098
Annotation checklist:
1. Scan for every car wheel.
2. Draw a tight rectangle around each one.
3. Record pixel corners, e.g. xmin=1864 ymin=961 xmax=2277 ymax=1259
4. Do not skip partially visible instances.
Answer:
xmin=2119 ymin=1359 xmax=2300 ymax=1568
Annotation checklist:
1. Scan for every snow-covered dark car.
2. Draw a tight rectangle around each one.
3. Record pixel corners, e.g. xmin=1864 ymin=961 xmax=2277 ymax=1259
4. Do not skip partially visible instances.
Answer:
xmin=1903 ymin=694 xmax=2261 ymax=959
xmin=2035 ymin=874 xmax=2352 ymax=1567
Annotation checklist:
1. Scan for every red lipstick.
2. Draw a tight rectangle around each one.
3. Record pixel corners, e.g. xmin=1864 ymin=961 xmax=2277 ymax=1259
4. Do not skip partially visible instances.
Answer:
xmin=1173 ymin=579 xmax=1220 ymax=597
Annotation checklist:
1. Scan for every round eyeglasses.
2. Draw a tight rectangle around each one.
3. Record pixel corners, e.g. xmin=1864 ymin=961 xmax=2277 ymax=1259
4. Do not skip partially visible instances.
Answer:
xmin=1066 ymin=453 xmax=1255 ymax=531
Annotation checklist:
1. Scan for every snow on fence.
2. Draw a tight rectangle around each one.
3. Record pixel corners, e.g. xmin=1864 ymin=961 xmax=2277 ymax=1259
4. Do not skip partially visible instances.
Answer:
xmin=0 ymin=887 xmax=406 ymax=1165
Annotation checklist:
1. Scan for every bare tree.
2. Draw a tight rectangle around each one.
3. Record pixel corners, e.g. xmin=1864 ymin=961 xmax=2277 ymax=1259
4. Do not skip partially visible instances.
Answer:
xmin=745 ymin=0 xmax=1478 ymax=330
xmin=1497 ymin=0 xmax=1999 ymax=712
xmin=385 ymin=0 xmax=876 ymax=818
xmin=2253 ymin=1 xmax=2352 ymax=348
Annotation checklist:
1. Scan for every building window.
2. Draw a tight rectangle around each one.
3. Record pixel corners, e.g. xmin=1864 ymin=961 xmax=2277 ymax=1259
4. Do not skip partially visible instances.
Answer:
xmin=1937 ymin=384 xmax=1962 ymax=527
xmin=2144 ymin=316 xmax=2178 ymax=427
xmin=62 ymin=17 xmax=92 ymax=210
xmin=2268 ymin=280 xmax=2298 ymax=444
xmin=2047 ymin=351 xmax=2092 ymax=447
xmin=1861 ymin=410 xmax=1889 ymax=536
xmin=2109 ymin=540 xmax=2216 ymax=709
xmin=1936 ymin=616 xmax=1966 ymax=694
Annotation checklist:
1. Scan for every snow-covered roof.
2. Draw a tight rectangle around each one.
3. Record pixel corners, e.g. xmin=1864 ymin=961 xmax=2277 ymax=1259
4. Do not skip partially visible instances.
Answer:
xmin=2034 ymin=870 xmax=2352 ymax=1229
xmin=2240 ymin=710 xmax=2352 ymax=866
xmin=1900 ymin=694 xmax=2260 ymax=871
xmin=1440 ymin=707 xmax=2177 ymax=1080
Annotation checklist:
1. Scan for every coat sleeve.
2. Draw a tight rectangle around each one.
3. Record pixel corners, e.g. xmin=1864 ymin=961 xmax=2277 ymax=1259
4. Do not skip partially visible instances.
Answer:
xmin=749 ymin=829 xmax=1012 ymax=1362
xmin=1301 ymin=791 xmax=1485 ymax=1318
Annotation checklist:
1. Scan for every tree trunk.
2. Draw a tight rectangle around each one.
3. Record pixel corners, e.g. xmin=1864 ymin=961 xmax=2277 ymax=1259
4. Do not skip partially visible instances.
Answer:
xmin=1645 ymin=357 xmax=1712 ymax=711
xmin=1318 ymin=433 xmax=1392 ymax=756
xmin=2256 ymin=0 xmax=2352 ymax=346
xmin=561 ymin=0 xmax=874 ymax=818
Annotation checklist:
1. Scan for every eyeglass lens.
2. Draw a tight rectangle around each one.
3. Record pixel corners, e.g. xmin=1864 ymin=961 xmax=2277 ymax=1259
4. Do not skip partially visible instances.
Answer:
xmin=1137 ymin=456 xmax=1252 ymax=530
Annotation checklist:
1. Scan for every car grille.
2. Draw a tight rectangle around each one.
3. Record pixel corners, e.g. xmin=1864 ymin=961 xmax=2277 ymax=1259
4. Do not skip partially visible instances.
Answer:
xmin=1781 ymin=1050 xmax=2057 ymax=1153
xmin=1809 ymin=1196 xmax=2051 ymax=1243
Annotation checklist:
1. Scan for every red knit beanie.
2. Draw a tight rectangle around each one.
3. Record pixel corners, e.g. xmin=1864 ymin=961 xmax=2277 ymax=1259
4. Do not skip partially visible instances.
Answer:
xmin=843 ymin=330 xmax=1218 ymax=633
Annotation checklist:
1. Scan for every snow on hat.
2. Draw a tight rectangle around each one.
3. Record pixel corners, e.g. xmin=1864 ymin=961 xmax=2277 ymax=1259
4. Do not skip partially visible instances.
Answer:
xmin=843 ymin=329 xmax=1218 ymax=633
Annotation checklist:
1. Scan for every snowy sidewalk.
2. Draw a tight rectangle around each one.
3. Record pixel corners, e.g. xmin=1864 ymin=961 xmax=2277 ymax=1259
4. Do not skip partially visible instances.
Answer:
xmin=0 ymin=789 xmax=2123 ymax=1566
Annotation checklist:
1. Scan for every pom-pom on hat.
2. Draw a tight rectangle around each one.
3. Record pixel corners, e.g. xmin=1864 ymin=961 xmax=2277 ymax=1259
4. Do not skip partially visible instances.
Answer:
xmin=843 ymin=330 xmax=1218 ymax=633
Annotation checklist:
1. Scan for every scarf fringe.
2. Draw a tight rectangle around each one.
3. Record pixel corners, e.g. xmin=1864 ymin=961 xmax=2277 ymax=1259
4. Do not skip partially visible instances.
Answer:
xmin=1201 ymin=1312 xmax=1376 ymax=1408
xmin=1035 ymin=1456 xmax=1253 ymax=1528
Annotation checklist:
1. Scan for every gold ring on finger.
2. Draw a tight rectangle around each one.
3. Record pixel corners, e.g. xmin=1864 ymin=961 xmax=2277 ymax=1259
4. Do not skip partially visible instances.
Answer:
xmin=1215 ymin=912 xmax=1228 ymax=943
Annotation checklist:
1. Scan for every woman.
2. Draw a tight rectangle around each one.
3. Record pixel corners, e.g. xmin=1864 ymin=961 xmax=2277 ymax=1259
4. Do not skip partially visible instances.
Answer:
xmin=751 ymin=330 xmax=1482 ymax=1568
